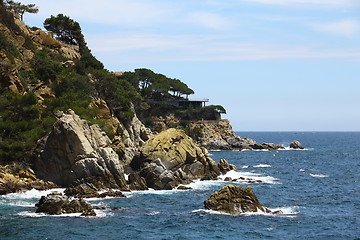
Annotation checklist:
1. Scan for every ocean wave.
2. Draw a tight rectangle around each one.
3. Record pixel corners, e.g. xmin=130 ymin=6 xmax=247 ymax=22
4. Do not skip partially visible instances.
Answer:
xmin=310 ymin=173 xmax=329 ymax=178
xmin=220 ymin=170 xmax=280 ymax=184
xmin=253 ymin=164 xmax=272 ymax=168
xmin=16 ymin=208 xmax=112 ymax=218
xmin=192 ymin=206 xmax=299 ymax=218
xmin=2 ymin=188 xmax=65 ymax=200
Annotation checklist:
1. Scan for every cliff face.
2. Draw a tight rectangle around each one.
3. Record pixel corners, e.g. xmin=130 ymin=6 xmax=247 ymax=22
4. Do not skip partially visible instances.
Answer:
xmin=188 ymin=120 xmax=256 ymax=150
xmin=35 ymin=110 xmax=127 ymax=188
xmin=0 ymin=8 xmax=80 ymax=94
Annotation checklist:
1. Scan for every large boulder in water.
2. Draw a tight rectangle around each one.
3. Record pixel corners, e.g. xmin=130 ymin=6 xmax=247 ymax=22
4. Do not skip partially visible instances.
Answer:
xmin=131 ymin=128 xmax=227 ymax=189
xmin=204 ymin=184 xmax=272 ymax=214
xmin=290 ymin=140 xmax=304 ymax=149
xmin=35 ymin=192 xmax=96 ymax=216
xmin=34 ymin=110 xmax=126 ymax=189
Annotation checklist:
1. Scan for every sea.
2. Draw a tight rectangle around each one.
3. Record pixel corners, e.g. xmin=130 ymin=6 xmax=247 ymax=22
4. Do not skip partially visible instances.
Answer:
xmin=1 ymin=132 xmax=359 ymax=240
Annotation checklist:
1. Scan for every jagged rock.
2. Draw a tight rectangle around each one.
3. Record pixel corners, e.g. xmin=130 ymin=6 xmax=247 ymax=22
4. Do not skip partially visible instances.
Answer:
xmin=189 ymin=120 xmax=252 ymax=150
xmin=218 ymin=159 xmax=237 ymax=174
xmin=131 ymin=128 xmax=226 ymax=190
xmin=90 ymin=99 xmax=152 ymax=164
xmin=32 ymin=29 xmax=61 ymax=48
xmin=177 ymin=185 xmax=192 ymax=190
xmin=35 ymin=192 xmax=96 ymax=216
xmin=251 ymin=143 xmax=284 ymax=151
xmin=35 ymin=110 xmax=126 ymax=189
xmin=0 ymin=167 xmax=57 ymax=195
xmin=128 ymin=172 xmax=148 ymax=190
xmin=290 ymin=140 xmax=304 ymax=149
xmin=204 ymin=184 xmax=273 ymax=215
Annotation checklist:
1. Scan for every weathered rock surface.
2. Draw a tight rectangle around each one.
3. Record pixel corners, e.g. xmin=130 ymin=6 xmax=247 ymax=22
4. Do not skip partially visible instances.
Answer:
xmin=189 ymin=120 xmax=253 ymax=150
xmin=131 ymin=128 xmax=231 ymax=190
xmin=35 ymin=192 xmax=96 ymax=216
xmin=252 ymin=143 xmax=285 ymax=150
xmin=0 ymin=166 xmax=57 ymax=195
xmin=204 ymin=184 xmax=273 ymax=215
xmin=188 ymin=120 xmax=286 ymax=151
xmin=35 ymin=110 xmax=126 ymax=189
xmin=91 ymin=99 xmax=153 ymax=165
xmin=290 ymin=140 xmax=304 ymax=149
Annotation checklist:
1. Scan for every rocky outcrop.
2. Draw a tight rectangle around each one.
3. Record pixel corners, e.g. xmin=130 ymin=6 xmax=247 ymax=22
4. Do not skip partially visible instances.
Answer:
xmin=0 ymin=166 xmax=57 ymax=195
xmin=91 ymin=99 xmax=153 ymax=165
xmin=35 ymin=110 xmax=126 ymax=189
xmin=290 ymin=140 xmax=304 ymax=149
xmin=204 ymin=184 xmax=275 ymax=215
xmin=131 ymin=128 xmax=231 ymax=190
xmin=64 ymin=182 xmax=126 ymax=198
xmin=35 ymin=192 xmax=96 ymax=216
xmin=188 ymin=120 xmax=289 ymax=151
xmin=252 ymin=143 xmax=284 ymax=150
xmin=189 ymin=120 xmax=253 ymax=150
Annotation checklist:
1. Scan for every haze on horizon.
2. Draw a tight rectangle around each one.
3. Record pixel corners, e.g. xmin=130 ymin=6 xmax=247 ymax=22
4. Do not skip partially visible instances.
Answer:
xmin=22 ymin=0 xmax=360 ymax=131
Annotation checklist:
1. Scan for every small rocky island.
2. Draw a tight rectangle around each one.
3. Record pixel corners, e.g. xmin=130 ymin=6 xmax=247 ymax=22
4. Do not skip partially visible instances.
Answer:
xmin=204 ymin=184 xmax=280 ymax=215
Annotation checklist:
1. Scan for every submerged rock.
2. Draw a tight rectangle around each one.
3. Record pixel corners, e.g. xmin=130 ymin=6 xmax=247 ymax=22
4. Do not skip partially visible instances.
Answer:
xmin=35 ymin=192 xmax=96 ymax=216
xmin=204 ymin=184 xmax=272 ymax=215
xmin=290 ymin=140 xmax=304 ymax=149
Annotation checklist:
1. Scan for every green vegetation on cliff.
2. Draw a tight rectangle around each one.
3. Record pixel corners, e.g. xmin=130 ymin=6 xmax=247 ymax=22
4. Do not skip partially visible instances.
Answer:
xmin=0 ymin=6 xmax=226 ymax=164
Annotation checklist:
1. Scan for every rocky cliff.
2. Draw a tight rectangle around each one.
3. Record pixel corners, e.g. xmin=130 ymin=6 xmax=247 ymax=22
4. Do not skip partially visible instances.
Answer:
xmin=188 ymin=120 xmax=286 ymax=151
xmin=0 ymin=9 xmax=80 ymax=94
xmin=35 ymin=109 xmax=127 ymax=188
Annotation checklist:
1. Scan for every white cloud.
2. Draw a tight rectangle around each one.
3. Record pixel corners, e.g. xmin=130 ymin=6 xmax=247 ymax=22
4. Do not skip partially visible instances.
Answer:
xmin=87 ymin=32 xmax=360 ymax=64
xmin=311 ymin=20 xmax=360 ymax=37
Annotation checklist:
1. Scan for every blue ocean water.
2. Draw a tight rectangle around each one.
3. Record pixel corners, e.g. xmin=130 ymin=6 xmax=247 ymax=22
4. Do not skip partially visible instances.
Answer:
xmin=1 ymin=132 xmax=359 ymax=240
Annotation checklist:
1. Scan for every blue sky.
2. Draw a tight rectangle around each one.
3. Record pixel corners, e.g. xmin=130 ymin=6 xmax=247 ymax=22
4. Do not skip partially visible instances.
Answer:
xmin=22 ymin=0 xmax=360 ymax=131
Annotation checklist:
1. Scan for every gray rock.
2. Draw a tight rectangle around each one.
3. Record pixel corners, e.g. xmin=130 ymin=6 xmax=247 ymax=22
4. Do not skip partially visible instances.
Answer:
xmin=35 ymin=110 xmax=126 ymax=189
xmin=132 ymin=128 xmax=226 ymax=189
xmin=204 ymin=184 xmax=275 ymax=215
xmin=290 ymin=140 xmax=304 ymax=149
xmin=35 ymin=192 xmax=96 ymax=216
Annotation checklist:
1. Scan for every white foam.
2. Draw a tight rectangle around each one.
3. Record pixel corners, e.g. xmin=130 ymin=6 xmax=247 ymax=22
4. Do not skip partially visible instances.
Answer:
xmin=254 ymin=164 xmax=272 ymax=168
xmin=192 ymin=206 xmax=299 ymax=218
xmin=299 ymin=169 xmax=305 ymax=172
xmin=123 ymin=188 xmax=180 ymax=197
xmin=280 ymin=147 xmax=313 ymax=151
xmin=242 ymin=165 xmax=249 ymax=169
xmin=146 ymin=211 xmax=160 ymax=216
xmin=220 ymin=170 xmax=280 ymax=184
xmin=17 ymin=209 xmax=111 ymax=218
xmin=310 ymin=173 xmax=329 ymax=178
xmin=3 ymin=188 xmax=65 ymax=200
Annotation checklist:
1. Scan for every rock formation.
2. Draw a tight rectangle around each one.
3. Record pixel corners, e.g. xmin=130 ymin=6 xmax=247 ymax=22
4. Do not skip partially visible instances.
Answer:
xmin=0 ymin=166 xmax=57 ymax=195
xmin=188 ymin=120 xmax=289 ymax=151
xmin=204 ymin=184 xmax=273 ymax=215
xmin=91 ymin=99 xmax=153 ymax=165
xmin=189 ymin=120 xmax=254 ymax=150
xmin=131 ymin=128 xmax=232 ymax=190
xmin=35 ymin=110 xmax=127 ymax=189
xmin=35 ymin=192 xmax=96 ymax=216
xmin=290 ymin=140 xmax=304 ymax=149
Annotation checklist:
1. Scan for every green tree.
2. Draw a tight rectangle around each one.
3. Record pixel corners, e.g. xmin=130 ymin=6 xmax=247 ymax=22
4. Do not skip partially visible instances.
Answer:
xmin=44 ymin=14 xmax=103 ymax=70
xmin=44 ymin=14 xmax=84 ymax=46
xmin=4 ymin=0 xmax=38 ymax=21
